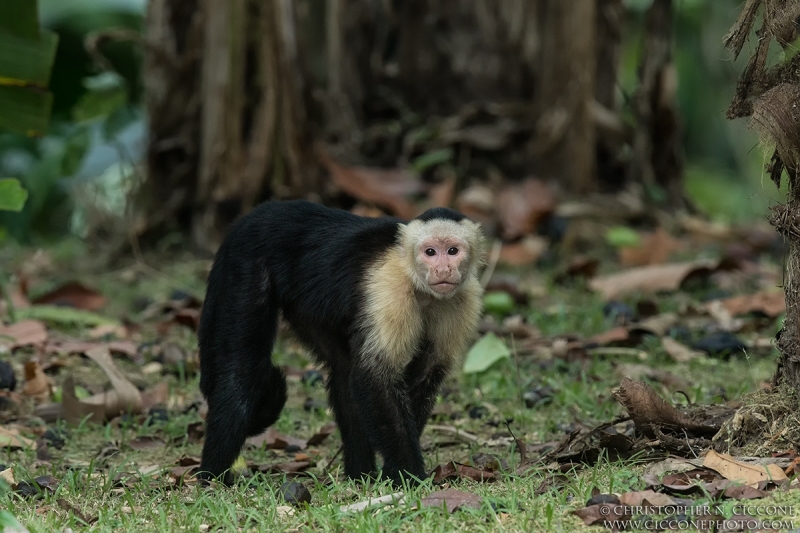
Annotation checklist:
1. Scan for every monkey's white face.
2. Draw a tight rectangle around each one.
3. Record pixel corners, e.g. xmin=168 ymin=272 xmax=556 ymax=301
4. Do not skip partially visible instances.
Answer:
xmin=416 ymin=235 xmax=470 ymax=296
xmin=402 ymin=218 xmax=484 ymax=299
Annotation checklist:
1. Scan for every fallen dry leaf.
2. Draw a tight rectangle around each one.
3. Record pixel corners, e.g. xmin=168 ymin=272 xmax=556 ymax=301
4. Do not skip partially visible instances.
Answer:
xmin=128 ymin=436 xmax=166 ymax=451
xmin=141 ymin=382 xmax=169 ymax=411
xmin=432 ymin=461 xmax=497 ymax=483
xmin=612 ymin=378 xmax=718 ymax=438
xmin=618 ymin=490 xmax=676 ymax=507
xmin=84 ymin=346 xmax=143 ymax=417
xmin=618 ymin=228 xmax=684 ymax=267
xmin=717 ymin=291 xmax=785 ymax=318
xmin=455 ymin=185 xmax=495 ymax=225
xmin=317 ymin=148 xmax=422 ymax=219
xmin=62 ymin=347 xmax=143 ymax=424
xmin=306 ymin=422 xmax=336 ymax=446
xmin=62 ymin=375 xmax=106 ymax=425
xmin=246 ymin=426 xmax=307 ymax=451
xmin=496 ymin=178 xmax=556 ymax=240
xmin=589 ymin=260 xmax=722 ymax=300
xmin=45 ymin=340 xmax=138 ymax=360
xmin=0 ymin=466 xmax=16 ymax=485
xmin=22 ymin=361 xmax=53 ymax=402
xmin=661 ymin=337 xmax=702 ymax=363
xmin=722 ymin=484 xmax=772 ymax=499
xmin=573 ymin=502 xmax=628 ymax=530
xmin=32 ymin=281 xmax=106 ymax=310
xmin=419 ymin=489 xmax=483 ymax=513
xmin=263 ymin=461 xmax=311 ymax=474
xmin=679 ymin=215 xmax=732 ymax=242
xmin=87 ymin=323 xmax=130 ymax=339
xmin=653 ymin=469 xmax=723 ymax=493
xmin=630 ymin=313 xmax=678 ymax=337
xmin=0 ymin=426 xmax=37 ymax=450
xmin=498 ymin=236 xmax=548 ymax=266
xmin=702 ymin=450 xmax=788 ymax=486
xmin=169 ymin=465 xmax=199 ymax=480
xmin=0 ymin=320 xmax=47 ymax=349
xmin=588 ymin=327 xmax=631 ymax=347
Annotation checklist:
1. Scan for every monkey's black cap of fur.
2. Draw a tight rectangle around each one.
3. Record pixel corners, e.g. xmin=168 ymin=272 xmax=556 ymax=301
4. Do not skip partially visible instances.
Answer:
xmin=414 ymin=207 xmax=467 ymax=223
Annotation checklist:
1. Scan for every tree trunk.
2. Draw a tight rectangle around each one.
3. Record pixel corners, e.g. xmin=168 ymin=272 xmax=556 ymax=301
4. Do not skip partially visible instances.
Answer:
xmin=141 ymin=0 xmax=316 ymax=250
xmin=771 ymin=175 xmax=800 ymax=389
xmin=724 ymin=2 xmax=800 ymax=393
xmin=533 ymin=0 xmax=596 ymax=194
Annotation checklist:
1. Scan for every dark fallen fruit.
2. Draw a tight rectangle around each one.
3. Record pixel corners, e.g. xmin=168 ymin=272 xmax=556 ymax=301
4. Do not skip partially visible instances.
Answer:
xmin=468 ymin=405 xmax=487 ymax=419
xmin=586 ymin=493 xmax=620 ymax=506
xmin=43 ymin=428 xmax=66 ymax=449
xmin=280 ymin=481 xmax=311 ymax=506
xmin=691 ymin=331 xmax=746 ymax=358
xmin=303 ymin=398 xmax=326 ymax=413
xmin=14 ymin=476 xmax=59 ymax=498
xmin=0 ymin=360 xmax=16 ymax=391
xmin=146 ymin=407 xmax=170 ymax=425
xmin=667 ymin=325 xmax=692 ymax=344
xmin=15 ymin=481 xmax=40 ymax=498
xmin=602 ymin=301 xmax=636 ymax=325
xmin=170 ymin=289 xmax=192 ymax=302
xmin=523 ymin=386 xmax=555 ymax=408
xmin=284 ymin=444 xmax=302 ymax=453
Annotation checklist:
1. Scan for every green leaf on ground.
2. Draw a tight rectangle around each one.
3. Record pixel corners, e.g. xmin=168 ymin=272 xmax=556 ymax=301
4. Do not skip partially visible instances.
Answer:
xmin=605 ymin=226 xmax=641 ymax=248
xmin=463 ymin=332 xmax=511 ymax=374
xmin=483 ymin=291 xmax=515 ymax=315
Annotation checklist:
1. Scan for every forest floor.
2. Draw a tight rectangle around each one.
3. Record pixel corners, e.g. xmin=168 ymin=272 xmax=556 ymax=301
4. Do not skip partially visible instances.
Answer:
xmin=1 ymin=217 xmax=800 ymax=532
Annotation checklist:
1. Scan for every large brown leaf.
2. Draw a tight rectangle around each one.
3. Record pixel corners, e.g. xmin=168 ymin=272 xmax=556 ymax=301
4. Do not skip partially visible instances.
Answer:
xmin=31 ymin=282 xmax=106 ymax=311
xmin=0 ymin=320 xmax=47 ymax=349
xmin=589 ymin=260 xmax=722 ymax=300
xmin=317 ymin=149 xmax=423 ymax=219
xmin=496 ymin=178 xmax=556 ymax=240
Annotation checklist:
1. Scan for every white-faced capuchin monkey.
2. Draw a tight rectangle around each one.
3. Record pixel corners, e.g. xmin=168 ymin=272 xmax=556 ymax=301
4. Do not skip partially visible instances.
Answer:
xmin=198 ymin=200 xmax=485 ymax=486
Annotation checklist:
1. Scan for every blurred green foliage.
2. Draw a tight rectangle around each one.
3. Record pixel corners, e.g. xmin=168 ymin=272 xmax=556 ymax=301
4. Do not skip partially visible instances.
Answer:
xmin=0 ymin=178 xmax=28 ymax=212
xmin=0 ymin=0 xmax=144 ymax=242
xmin=0 ymin=0 xmax=59 ymax=136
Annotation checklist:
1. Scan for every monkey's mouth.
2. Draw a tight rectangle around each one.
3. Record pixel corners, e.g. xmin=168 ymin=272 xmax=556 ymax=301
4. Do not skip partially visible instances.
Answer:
xmin=430 ymin=281 xmax=458 ymax=293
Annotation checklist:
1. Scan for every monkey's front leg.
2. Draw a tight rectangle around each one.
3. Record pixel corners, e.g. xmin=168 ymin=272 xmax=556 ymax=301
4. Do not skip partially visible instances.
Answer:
xmin=327 ymin=365 xmax=377 ymax=479
xmin=350 ymin=367 xmax=426 ymax=486
xmin=407 ymin=363 xmax=449 ymax=438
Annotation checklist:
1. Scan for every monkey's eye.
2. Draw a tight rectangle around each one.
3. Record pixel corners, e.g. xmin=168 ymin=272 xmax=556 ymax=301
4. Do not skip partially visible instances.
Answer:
xmin=447 ymin=247 xmax=459 ymax=256
xmin=425 ymin=248 xmax=436 ymax=257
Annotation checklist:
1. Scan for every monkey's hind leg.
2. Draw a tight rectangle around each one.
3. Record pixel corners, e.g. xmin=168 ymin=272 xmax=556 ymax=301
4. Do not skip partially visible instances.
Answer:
xmin=198 ymin=274 xmax=287 ymax=483
xmin=201 ymin=364 xmax=286 ymax=483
